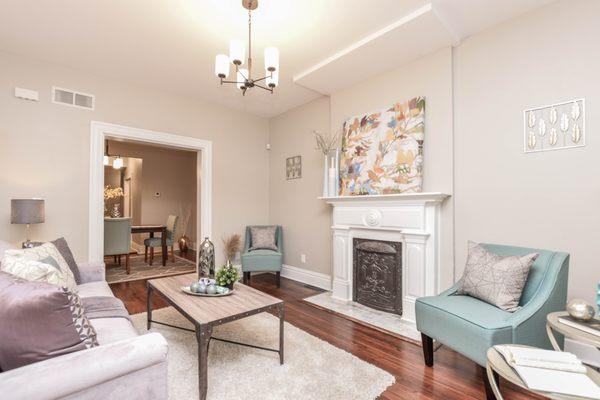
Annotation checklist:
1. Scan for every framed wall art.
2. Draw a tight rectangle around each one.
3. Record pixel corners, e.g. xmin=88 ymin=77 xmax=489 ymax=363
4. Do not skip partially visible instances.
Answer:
xmin=286 ymin=155 xmax=301 ymax=180
xmin=339 ymin=97 xmax=425 ymax=195
xmin=523 ymin=98 xmax=585 ymax=153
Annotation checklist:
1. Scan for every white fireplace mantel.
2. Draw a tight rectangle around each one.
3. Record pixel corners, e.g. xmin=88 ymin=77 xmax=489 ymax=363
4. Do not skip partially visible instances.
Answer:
xmin=321 ymin=192 xmax=450 ymax=324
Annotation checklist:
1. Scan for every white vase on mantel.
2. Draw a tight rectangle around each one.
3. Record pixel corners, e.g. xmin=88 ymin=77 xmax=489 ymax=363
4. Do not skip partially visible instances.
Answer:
xmin=322 ymin=155 xmax=329 ymax=197
xmin=324 ymin=149 xmax=339 ymax=197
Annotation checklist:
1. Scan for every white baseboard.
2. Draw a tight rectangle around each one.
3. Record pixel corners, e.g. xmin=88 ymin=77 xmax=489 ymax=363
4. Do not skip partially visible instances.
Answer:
xmin=281 ymin=264 xmax=332 ymax=291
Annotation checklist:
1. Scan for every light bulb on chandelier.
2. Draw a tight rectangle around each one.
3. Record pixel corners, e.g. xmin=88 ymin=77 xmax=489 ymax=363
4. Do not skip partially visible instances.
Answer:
xmin=214 ymin=0 xmax=279 ymax=95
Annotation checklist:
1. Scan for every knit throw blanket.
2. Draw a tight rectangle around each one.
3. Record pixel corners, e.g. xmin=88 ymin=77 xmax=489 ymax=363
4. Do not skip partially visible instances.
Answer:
xmin=82 ymin=296 xmax=131 ymax=322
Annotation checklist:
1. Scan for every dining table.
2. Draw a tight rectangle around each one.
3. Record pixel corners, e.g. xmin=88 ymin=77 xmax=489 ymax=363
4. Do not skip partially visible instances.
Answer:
xmin=131 ymin=225 xmax=168 ymax=266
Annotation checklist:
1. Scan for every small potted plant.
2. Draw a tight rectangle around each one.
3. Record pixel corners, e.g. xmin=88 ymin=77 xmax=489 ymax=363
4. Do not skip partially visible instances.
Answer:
xmin=216 ymin=234 xmax=241 ymax=289
xmin=215 ymin=263 xmax=239 ymax=290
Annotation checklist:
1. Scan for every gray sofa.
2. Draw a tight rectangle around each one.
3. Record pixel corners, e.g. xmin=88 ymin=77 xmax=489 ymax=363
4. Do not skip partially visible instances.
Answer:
xmin=0 ymin=242 xmax=168 ymax=400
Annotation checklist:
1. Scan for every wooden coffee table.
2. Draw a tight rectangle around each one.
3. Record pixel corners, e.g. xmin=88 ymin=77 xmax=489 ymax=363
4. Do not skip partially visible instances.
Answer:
xmin=146 ymin=273 xmax=285 ymax=400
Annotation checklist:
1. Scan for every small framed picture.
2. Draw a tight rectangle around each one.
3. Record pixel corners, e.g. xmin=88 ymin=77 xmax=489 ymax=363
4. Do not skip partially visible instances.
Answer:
xmin=286 ymin=155 xmax=302 ymax=180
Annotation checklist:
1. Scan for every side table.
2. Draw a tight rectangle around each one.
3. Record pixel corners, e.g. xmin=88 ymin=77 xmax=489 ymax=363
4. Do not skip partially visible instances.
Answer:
xmin=546 ymin=311 xmax=600 ymax=351
xmin=486 ymin=345 xmax=600 ymax=400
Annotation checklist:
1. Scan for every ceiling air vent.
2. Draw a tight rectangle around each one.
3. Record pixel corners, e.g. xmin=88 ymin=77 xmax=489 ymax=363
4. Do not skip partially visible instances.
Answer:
xmin=52 ymin=87 xmax=95 ymax=110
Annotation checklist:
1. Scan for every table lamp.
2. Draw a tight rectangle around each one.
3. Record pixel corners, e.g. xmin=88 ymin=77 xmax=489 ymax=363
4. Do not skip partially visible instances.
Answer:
xmin=11 ymin=198 xmax=45 ymax=248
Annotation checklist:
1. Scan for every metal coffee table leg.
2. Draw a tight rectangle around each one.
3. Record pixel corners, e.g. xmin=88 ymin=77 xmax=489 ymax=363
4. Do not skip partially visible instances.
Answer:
xmin=279 ymin=303 xmax=285 ymax=365
xmin=196 ymin=324 xmax=212 ymax=400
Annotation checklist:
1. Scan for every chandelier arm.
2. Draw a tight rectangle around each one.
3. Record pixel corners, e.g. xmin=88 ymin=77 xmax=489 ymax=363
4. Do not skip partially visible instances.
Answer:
xmin=220 ymin=80 xmax=246 ymax=84
xmin=254 ymin=83 xmax=273 ymax=92
xmin=252 ymin=75 xmax=269 ymax=83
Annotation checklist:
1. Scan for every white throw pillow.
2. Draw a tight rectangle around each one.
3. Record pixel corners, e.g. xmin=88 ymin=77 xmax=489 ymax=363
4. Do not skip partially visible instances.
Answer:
xmin=1 ymin=243 xmax=78 ymax=292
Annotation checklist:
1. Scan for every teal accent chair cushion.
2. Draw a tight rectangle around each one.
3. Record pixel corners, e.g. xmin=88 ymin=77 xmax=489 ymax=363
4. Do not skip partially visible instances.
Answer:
xmin=104 ymin=218 xmax=132 ymax=256
xmin=241 ymin=226 xmax=283 ymax=273
xmin=416 ymin=243 xmax=569 ymax=367
xmin=144 ymin=215 xmax=178 ymax=248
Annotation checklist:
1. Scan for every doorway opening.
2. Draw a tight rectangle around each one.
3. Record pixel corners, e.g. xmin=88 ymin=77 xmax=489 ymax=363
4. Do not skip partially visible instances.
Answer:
xmin=89 ymin=121 xmax=212 ymax=283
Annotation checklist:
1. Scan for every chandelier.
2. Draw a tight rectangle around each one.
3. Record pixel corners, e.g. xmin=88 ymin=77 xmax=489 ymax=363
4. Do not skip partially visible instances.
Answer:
xmin=214 ymin=0 xmax=279 ymax=95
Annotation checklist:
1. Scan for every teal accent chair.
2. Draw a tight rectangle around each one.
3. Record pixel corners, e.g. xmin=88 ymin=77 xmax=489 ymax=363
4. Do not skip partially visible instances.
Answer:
xmin=415 ymin=243 xmax=569 ymax=399
xmin=104 ymin=217 xmax=132 ymax=274
xmin=144 ymin=215 xmax=178 ymax=265
xmin=241 ymin=225 xmax=283 ymax=287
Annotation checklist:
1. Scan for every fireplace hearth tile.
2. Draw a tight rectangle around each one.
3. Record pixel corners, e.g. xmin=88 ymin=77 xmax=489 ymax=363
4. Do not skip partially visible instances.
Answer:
xmin=304 ymin=291 xmax=420 ymax=342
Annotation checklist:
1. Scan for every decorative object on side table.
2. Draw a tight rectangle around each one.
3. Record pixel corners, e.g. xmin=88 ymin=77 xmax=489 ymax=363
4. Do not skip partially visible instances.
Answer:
xmin=339 ymin=97 xmax=425 ymax=196
xmin=314 ymin=129 xmax=341 ymax=197
xmin=177 ymin=204 xmax=192 ymax=254
xmin=10 ymin=198 xmax=45 ymax=248
xmin=103 ymin=185 xmax=123 ymax=217
xmin=523 ymin=99 xmax=585 ymax=153
xmin=198 ymin=237 xmax=215 ymax=279
xmin=566 ymin=298 xmax=596 ymax=321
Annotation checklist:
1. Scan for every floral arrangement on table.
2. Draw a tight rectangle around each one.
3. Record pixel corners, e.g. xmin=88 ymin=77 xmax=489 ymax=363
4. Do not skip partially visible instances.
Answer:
xmin=215 ymin=264 xmax=240 ymax=290
xmin=215 ymin=234 xmax=242 ymax=289
xmin=103 ymin=185 xmax=124 ymax=217
xmin=104 ymin=185 xmax=124 ymax=200
xmin=222 ymin=234 xmax=241 ymax=263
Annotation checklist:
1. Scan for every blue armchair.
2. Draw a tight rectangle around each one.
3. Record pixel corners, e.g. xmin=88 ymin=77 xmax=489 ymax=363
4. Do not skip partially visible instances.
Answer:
xmin=415 ymin=243 xmax=569 ymax=398
xmin=241 ymin=225 xmax=283 ymax=287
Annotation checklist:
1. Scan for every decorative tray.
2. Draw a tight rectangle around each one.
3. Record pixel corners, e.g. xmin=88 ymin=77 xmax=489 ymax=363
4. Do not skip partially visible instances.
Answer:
xmin=181 ymin=286 xmax=233 ymax=297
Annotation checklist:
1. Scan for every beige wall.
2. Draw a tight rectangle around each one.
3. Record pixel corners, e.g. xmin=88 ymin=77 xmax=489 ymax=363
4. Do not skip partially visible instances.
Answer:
xmin=330 ymin=47 xmax=455 ymax=289
xmin=107 ymin=140 xmax=197 ymax=247
xmin=453 ymin=0 xmax=600 ymax=303
xmin=0 ymin=50 xmax=269 ymax=265
xmin=268 ymin=97 xmax=331 ymax=274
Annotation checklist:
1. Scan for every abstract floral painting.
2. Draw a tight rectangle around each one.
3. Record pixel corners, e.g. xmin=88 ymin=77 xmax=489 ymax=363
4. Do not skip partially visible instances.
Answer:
xmin=339 ymin=97 xmax=425 ymax=196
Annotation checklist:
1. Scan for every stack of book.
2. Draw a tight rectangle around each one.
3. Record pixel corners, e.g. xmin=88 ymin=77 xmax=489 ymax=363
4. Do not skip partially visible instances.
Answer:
xmin=559 ymin=315 xmax=600 ymax=337
xmin=495 ymin=345 xmax=600 ymax=398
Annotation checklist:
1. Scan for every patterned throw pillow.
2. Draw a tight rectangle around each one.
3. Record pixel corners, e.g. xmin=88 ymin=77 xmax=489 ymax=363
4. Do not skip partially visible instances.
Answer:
xmin=249 ymin=226 xmax=278 ymax=251
xmin=457 ymin=241 xmax=538 ymax=312
xmin=0 ymin=243 xmax=78 ymax=292
xmin=0 ymin=271 xmax=98 ymax=371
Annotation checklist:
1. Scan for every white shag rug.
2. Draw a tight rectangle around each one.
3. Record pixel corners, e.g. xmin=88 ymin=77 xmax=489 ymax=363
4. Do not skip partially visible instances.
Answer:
xmin=132 ymin=307 xmax=395 ymax=400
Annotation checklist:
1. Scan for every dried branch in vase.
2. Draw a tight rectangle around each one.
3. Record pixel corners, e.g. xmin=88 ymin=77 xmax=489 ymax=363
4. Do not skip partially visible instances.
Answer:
xmin=314 ymin=129 xmax=342 ymax=155
xmin=222 ymin=234 xmax=241 ymax=262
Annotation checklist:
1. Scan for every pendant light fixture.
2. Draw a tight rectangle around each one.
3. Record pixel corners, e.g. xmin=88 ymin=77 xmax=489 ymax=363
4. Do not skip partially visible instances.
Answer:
xmin=214 ymin=0 xmax=279 ymax=95
xmin=112 ymin=156 xmax=123 ymax=170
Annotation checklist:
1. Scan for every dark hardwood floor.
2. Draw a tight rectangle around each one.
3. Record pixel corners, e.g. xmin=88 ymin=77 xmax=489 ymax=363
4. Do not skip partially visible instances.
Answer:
xmin=110 ymin=273 xmax=541 ymax=400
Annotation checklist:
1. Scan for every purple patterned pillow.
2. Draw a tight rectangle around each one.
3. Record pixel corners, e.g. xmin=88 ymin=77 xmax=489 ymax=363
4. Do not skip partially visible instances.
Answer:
xmin=0 ymin=271 xmax=98 ymax=371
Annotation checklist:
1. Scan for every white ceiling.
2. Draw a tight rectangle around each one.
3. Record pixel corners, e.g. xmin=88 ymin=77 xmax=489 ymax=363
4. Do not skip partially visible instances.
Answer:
xmin=0 ymin=0 xmax=555 ymax=118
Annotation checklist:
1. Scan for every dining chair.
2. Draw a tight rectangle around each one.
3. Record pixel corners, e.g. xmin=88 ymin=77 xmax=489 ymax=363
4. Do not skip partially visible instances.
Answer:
xmin=104 ymin=217 xmax=132 ymax=274
xmin=144 ymin=215 xmax=178 ymax=265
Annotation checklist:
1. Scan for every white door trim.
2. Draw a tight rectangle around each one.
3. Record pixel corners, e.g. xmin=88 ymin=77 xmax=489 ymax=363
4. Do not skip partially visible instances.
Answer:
xmin=89 ymin=121 xmax=212 ymax=263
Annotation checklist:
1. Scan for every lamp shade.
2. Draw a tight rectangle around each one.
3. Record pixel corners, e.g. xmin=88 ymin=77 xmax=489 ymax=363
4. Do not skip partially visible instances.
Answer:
xmin=237 ymin=68 xmax=249 ymax=89
xmin=11 ymin=199 xmax=45 ymax=224
xmin=229 ymin=40 xmax=245 ymax=65
xmin=215 ymin=54 xmax=230 ymax=78
xmin=267 ymin=70 xmax=279 ymax=88
xmin=103 ymin=155 xmax=109 ymax=166
xmin=264 ymin=46 xmax=279 ymax=72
